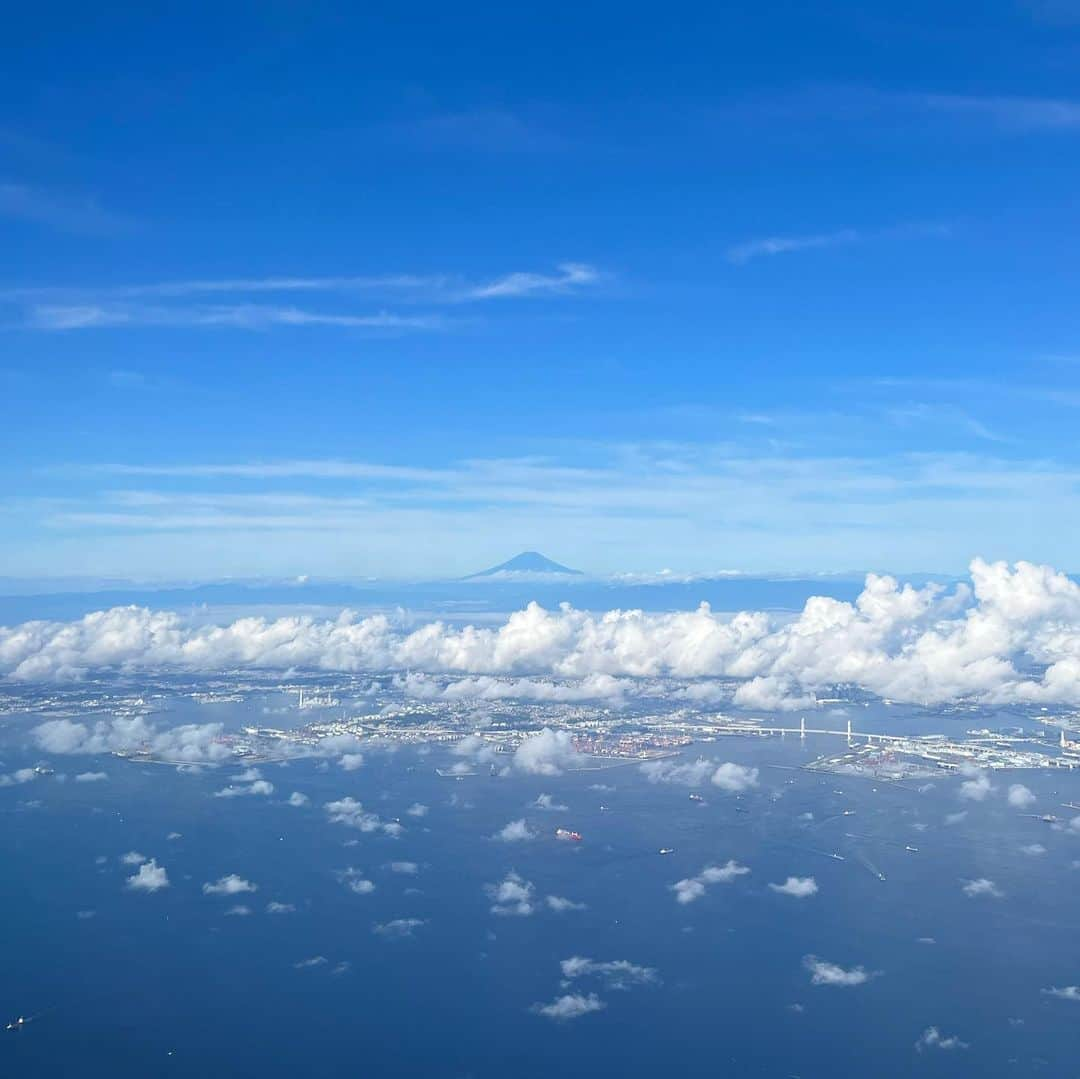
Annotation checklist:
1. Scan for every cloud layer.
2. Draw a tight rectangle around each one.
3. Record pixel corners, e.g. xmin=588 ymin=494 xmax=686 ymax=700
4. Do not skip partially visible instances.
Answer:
xmin=8 ymin=559 xmax=1080 ymax=706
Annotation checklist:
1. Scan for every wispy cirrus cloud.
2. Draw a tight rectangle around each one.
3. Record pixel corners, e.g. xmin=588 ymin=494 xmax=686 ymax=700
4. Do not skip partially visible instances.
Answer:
xmin=466 ymin=262 xmax=600 ymax=299
xmin=0 ymin=181 xmax=131 ymax=235
xmin=913 ymin=91 xmax=1080 ymax=131
xmin=727 ymin=229 xmax=862 ymax=264
xmin=5 ymin=262 xmax=602 ymax=332
xmin=26 ymin=304 xmax=444 ymax=332
xmin=727 ymin=222 xmax=948 ymax=264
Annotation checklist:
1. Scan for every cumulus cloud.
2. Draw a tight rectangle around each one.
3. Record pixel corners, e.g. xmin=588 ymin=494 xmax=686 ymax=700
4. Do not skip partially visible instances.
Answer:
xmin=335 ymin=867 xmax=376 ymax=894
xmin=640 ymin=758 xmax=715 ymax=786
xmin=671 ymin=860 xmax=750 ymax=904
xmin=33 ymin=715 xmax=234 ymax=762
xmin=494 ymin=818 xmax=536 ymax=842
xmin=486 ymin=870 xmax=536 ymax=916
xmin=958 ymin=771 xmax=993 ymax=802
xmin=406 ymin=802 xmax=429 ymax=817
xmin=711 ymin=762 xmax=759 ymax=792
xmin=339 ymin=753 xmax=365 ymax=772
xmin=120 ymin=850 xmax=147 ymax=865
xmin=74 ymin=771 xmax=108 ymax=783
xmin=915 ymin=1027 xmax=969 ymax=1052
xmin=1043 ymin=985 xmax=1080 ymax=1001
xmin=372 ymin=917 xmax=426 ymax=938
xmin=641 ymin=758 xmax=758 ymax=791
xmin=1007 ymin=783 xmax=1036 ymax=808
xmin=0 ymin=767 xmax=37 ymax=787
xmin=324 ymin=797 xmax=402 ymax=836
xmin=803 ymin=956 xmax=874 ymax=987
xmin=266 ymin=901 xmax=295 ymax=914
xmin=513 ymin=729 xmax=584 ymax=775
xmin=126 ymin=858 xmax=169 ymax=892
xmin=559 ymin=956 xmax=658 ymax=990
xmin=546 ymin=895 xmax=587 ymax=912
xmin=203 ymin=874 xmax=257 ymax=896
xmin=215 ymin=779 xmax=274 ymax=798
xmin=531 ymin=993 xmax=605 ymax=1021
xmin=287 ymin=791 xmax=310 ymax=807
xmin=12 ymin=560 xmax=1080 ymax=707
xmin=769 ymin=876 xmax=818 ymax=898
xmin=962 ymin=877 xmax=1003 ymax=898
xmin=530 ymin=793 xmax=568 ymax=811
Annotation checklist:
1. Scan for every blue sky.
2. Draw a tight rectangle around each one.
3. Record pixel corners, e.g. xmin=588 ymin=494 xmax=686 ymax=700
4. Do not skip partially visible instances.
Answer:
xmin=4 ymin=1 xmax=1080 ymax=579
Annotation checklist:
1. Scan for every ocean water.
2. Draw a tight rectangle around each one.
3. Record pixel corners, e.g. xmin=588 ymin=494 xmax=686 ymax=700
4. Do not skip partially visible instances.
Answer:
xmin=2 ymin=725 xmax=1079 ymax=1077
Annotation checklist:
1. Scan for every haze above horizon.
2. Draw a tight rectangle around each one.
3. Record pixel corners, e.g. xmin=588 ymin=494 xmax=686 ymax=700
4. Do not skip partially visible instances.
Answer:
xmin=5 ymin=3 xmax=1080 ymax=579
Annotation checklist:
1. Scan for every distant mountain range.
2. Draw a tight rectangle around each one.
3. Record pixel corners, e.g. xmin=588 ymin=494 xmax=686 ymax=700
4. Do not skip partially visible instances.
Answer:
xmin=464 ymin=551 xmax=583 ymax=579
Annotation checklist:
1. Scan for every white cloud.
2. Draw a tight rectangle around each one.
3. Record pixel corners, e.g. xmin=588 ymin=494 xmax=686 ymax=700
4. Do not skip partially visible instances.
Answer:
xmin=225 ymin=904 xmax=251 ymax=916
xmin=294 ymin=956 xmax=328 ymax=969
xmin=803 ymin=955 xmax=874 ymax=987
xmin=727 ymin=229 xmax=862 ymax=264
xmin=530 ymin=793 xmax=568 ymax=811
xmin=530 ymin=993 xmax=605 ymax=1021
xmin=1007 ymin=783 xmax=1036 ymax=808
xmin=640 ymin=757 xmax=758 ymax=792
xmin=915 ymin=1026 xmax=969 ymax=1052
xmin=1021 ymin=843 xmax=1046 ymax=856
xmin=672 ymin=860 xmax=750 ymax=904
xmin=671 ymin=878 xmax=707 ymax=905
xmin=339 ymin=753 xmax=365 ymax=772
xmin=513 ymin=729 xmax=584 ymax=775
xmin=126 ymin=859 xmax=169 ymax=893
xmin=0 ymin=767 xmax=37 ymax=787
xmin=266 ymin=901 xmax=295 ymax=914
xmin=74 ymin=771 xmax=108 ymax=783
xmin=1043 ymin=985 xmax=1080 ymax=1001
xmin=33 ymin=715 xmax=234 ymax=762
xmin=640 ymin=758 xmax=715 ymax=786
xmin=202 ymin=874 xmax=257 ymax=896
xmin=962 ymin=877 xmax=1004 ymax=898
xmin=486 ymin=871 xmax=536 ymax=916
xmin=215 ymin=779 xmax=274 ymax=798
xmin=324 ymin=797 xmax=401 ymax=836
xmin=12 ymin=559 xmax=1080 ymax=710
xmin=468 ymin=262 xmax=599 ymax=300
xmin=406 ymin=802 xmax=429 ymax=817
xmin=958 ymin=772 xmax=993 ymax=802
xmin=28 ymin=302 xmax=443 ymax=333
xmin=287 ymin=791 xmax=309 ymax=807
xmin=389 ymin=861 xmax=418 ymax=875
xmin=559 ymin=956 xmax=658 ymax=990
xmin=769 ymin=876 xmax=818 ymax=898
xmin=120 ymin=850 xmax=147 ymax=865
xmin=711 ymin=762 xmax=759 ymax=792
xmin=372 ymin=918 xmax=426 ymax=938
xmin=494 ymin=818 xmax=536 ymax=842
xmin=546 ymin=895 xmax=587 ymax=912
